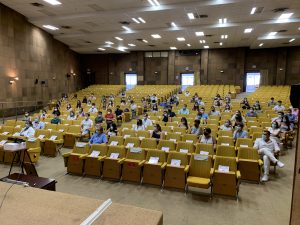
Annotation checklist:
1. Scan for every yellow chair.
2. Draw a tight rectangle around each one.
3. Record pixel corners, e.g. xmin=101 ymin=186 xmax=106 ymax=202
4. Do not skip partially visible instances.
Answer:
xmin=84 ymin=144 xmax=108 ymax=177
xmin=157 ymin=140 xmax=176 ymax=152
xmin=0 ymin=126 xmax=14 ymax=138
xmin=182 ymin=134 xmax=199 ymax=144
xmin=122 ymin=148 xmax=146 ymax=183
xmin=237 ymin=147 xmax=263 ymax=183
xmin=122 ymin=129 xmax=137 ymax=137
xmin=140 ymin=138 xmax=157 ymax=150
xmin=164 ymin=152 xmax=189 ymax=190
xmin=249 ymin=127 xmax=263 ymax=136
xmin=216 ymin=145 xmax=236 ymax=158
xmin=4 ymin=120 xmax=16 ymax=127
xmin=217 ymin=136 xmax=234 ymax=146
xmin=165 ymin=133 xmax=182 ymax=142
xmin=195 ymin=143 xmax=214 ymax=156
xmin=213 ymin=156 xmax=241 ymax=198
xmin=102 ymin=146 xmax=126 ymax=180
xmin=45 ymin=123 xmax=58 ymax=131
xmin=187 ymin=154 xmax=213 ymax=196
xmin=176 ymin=141 xmax=194 ymax=154
xmin=143 ymin=149 xmax=167 ymax=186
xmin=235 ymin=138 xmax=253 ymax=150
xmin=218 ymin=130 xmax=233 ymax=137
xmin=44 ymin=130 xmax=64 ymax=157
xmin=252 ymin=132 xmax=263 ymax=141
xmin=25 ymin=138 xmax=42 ymax=163
xmin=137 ymin=130 xmax=150 ymax=139
xmin=173 ymin=127 xmax=187 ymax=135
xmin=64 ymin=125 xmax=81 ymax=148
xmin=124 ymin=137 xmax=140 ymax=148
xmin=35 ymin=129 xmax=50 ymax=143
xmin=108 ymin=136 xmax=124 ymax=146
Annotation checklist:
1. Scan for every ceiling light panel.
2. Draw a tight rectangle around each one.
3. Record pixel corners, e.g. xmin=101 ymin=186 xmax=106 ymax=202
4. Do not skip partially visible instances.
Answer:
xmin=259 ymin=43 xmax=264 ymax=47
xmin=199 ymin=40 xmax=206 ymax=43
xmin=138 ymin=17 xmax=146 ymax=23
xmin=105 ymin=41 xmax=114 ymax=45
xmin=195 ymin=31 xmax=204 ymax=36
xmin=277 ymin=13 xmax=293 ymax=23
xmin=132 ymin=18 xmax=140 ymax=24
xmin=98 ymin=48 xmax=105 ymax=51
xmin=219 ymin=42 xmax=223 ymax=46
xmin=289 ymin=38 xmax=295 ymax=42
xmin=244 ymin=28 xmax=253 ymax=33
xmin=43 ymin=0 xmax=61 ymax=5
xmin=250 ymin=7 xmax=256 ymax=15
xmin=268 ymin=32 xmax=277 ymax=36
xmin=142 ymin=39 xmax=148 ymax=43
xmin=148 ymin=0 xmax=160 ymax=6
xmin=122 ymin=26 xmax=131 ymax=31
xmin=171 ymin=22 xmax=177 ymax=27
xmin=128 ymin=43 xmax=136 ymax=46
xmin=151 ymin=34 xmax=161 ymax=39
xmin=170 ymin=47 xmax=177 ymax=50
xmin=187 ymin=13 xmax=195 ymax=20
xmin=115 ymin=37 xmax=123 ymax=41
xmin=204 ymin=46 xmax=209 ymax=49
xmin=43 ymin=25 xmax=59 ymax=30
xmin=221 ymin=34 xmax=228 ymax=39
xmin=219 ymin=18 xmax=227 ymax=24
xmin=177 ymin=37 xmax=185 ymax=41
xmin=187 ymin=44 xmax=191 ymax=47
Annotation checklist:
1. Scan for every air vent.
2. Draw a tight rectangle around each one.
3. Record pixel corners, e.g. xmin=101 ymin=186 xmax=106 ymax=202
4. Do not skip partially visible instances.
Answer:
xmin=205 ymin=34 xmax=213 ymax=37
xmin=281 ymin=42 xmax=290 ymax=45
xmin=31 ymin=2 xmax=44 ymax=7
xmin=254 ymin=7 xmax=264 ymax=14
xmin=85 ymin=41 xmax=92 ymax=44
xmin=278 ymin=29 xmax=287 ymax=33
xmin=120 ymin=21 xmax=131 ymax=25
xmin=199 ymin=14 xmax=208 ymax=18
xmin=136 ymin=39 xmax=143 ymax=42
xmin=214 ymin=41 xmax=220 ymax=44
xmin=272 ymin=7 xmax=289 ymax=13
xmin=61 ymin=26 xmax=71 ymax=29
xmin=148 ymin=45 xmax=155 ymax=47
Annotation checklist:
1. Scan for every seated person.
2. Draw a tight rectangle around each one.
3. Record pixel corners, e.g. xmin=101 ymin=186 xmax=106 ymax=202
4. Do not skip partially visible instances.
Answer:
xmin=167 ymin=107 xmax=176 ymax=117
xmin=273 ymin=100 xmax=285 ymax=112
xmin=213 ymin=99 xmax=222 ymax=107
xmin=195 ymin=107 xmax=209 ymax=123
xmin=253 ymin=100 xmax=262 ymax=112
xmin=279 ymin=115 xmax=291 ymax=145
xmin=231 ymin=110 xmax=246 ymax=127
xmin=67 ymin=111 xmax=77 ymax=120
xmin=89 ymin=127 xmax=107 ymax=146
xmin=32 ymin=117 xmax=45 ymax=130
xmin=82 ymin=96 xmax=87 ymax=104
xmin=209 ymin=106 xmax=221 ymax=116
xmin=192 ymin=102 xmax=199 ymax=111
xmin=178 ymin=104 xmax=190 ymax=115
xmin=254 ymin=130 xmax=284 ymax=182
xmin=152 ymin=124 xmax=162 ymax=140
xmin=106 ymin=123 xmax=118 ymax=138
xmin=162 ymin=111 xmax=169 ymax=123
xmin=22 ymin=111 xmax=32 ymax=122
xmin=286 ymin=108 xmax=297 ymax=129
xmin=130 ymin=100 xmax=137 ymax=118
xmin=77 ymin=107 xmax=85 ymax=118
xmin=134 ymin=119 xmax=146 ymax=131
xmin=105 ymin=109 xmax=115 ymax=130
xmin=223 ymin=104 xmax=231 ymax=112
xmin=152 ymin=103 xmax=159 ymax=112
xmin=190 ymin=119 xmax=201 ymax=136
xmin=115 ymin=105 xmax=123 ymax=122
xmin=179 ymin=117 xmax=189 ymax=130
xmin=272 ymin=111 xmax=284 ymax=125
xmin=40 ymin=110 xmax=48 ymax=121
xmin=268 ymin=121 xmax=281 ymax=144
xmin=184 ymin=90 xmax=190 ymax=97
xmin=233 ymin=123 xmax=248 ymax=140
xmin=66 ymin=104 xmax=73 ymax=112
xmin=199 ymin=128 xmax=217 ymax=151
xmin=88 ymin=103 xmax=98 ymax=113
xmin=76 ymin=100 xmax=82 ymax=109
xmin=245 ymin=107 xmax=258 ymax=117
xmin=197 ymin=97 xmax=205 ymax=106
xmin=219 ymin=120 xmax=233 ymax=131
xmin=240 ymin=97 xmax=250 ymax=109
xmin=20 ymin=121 xmax=35 ymax=138
xmin=89 ymin=93 xmax=96 ymax=101
xmin=268 ymin=97 xmax=276 ymax=107
xmin=51 ymin=114 xmax=61 ymax=124
xmin=95 ymin=111 xmax=104 ymax=124
xmin=142 ymin=113 xmax=153 ymax=127
xmin=81 ymin=113 xmax=93 ymax=136
xmin=52 ymin=107 xmax=61 ymax=116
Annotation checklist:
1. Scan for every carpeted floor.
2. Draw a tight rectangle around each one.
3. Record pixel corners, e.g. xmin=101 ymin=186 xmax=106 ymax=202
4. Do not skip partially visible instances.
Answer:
xmin=0 ymin=145 xmax=294 ymax=225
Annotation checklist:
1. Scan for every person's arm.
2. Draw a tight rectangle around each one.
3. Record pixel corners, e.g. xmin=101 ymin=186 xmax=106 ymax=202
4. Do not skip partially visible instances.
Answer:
xmin=273 ymin=140 xmax=280 ymax=152
xmin=253 ymin=139 xmax=259 ymax=149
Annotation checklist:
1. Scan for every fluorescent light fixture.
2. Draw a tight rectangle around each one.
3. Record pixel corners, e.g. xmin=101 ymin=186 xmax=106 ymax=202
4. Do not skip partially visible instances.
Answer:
xmin=298 ymin=27 xmax=300 ymax=30
xmin=128 ymin=43 xmax=136 ymax=47
xmin=118 ymin=47 xmax=128 ymax=52
xmin=43 ymin=25 xmax=59 ymax=30
xmin=219 ymin=42 xmax=223 ymax=46
xmin=187 ymin=44 xmax=191 ymax=47
xmin=199 ymin=40 xmax=206 ymax=43
xmin=219 ymin=18 xmax=227 ymax=24
xmin=132 ymin=18 xmax=140 ymax=24
xmin=170 ymin=47 xmax=177 ymax=50
xmin=148 ymin=0 xmax=160 ymax=6
xmin=115 ymin=37 xmax=123 ymax=41
xmin=244 ymin=28 xmax=253 ymax=33
xmin=138 ymin=17 xmax=146 ymax=23
xmin=195 ymin=31 xmax=204 ymax=36
xmin=142 ymin=39 xmax=148 ymax=43
xmin=259 ymin=43 xmax=264 ymax=47
xmin=105 ymin=41 xmax=114 ymax=45
xmin=289 ymin=38 xmax=295 ymax=42
xmin=204 ymin=46 xmax=209 ymax=49
xmin=122 ymin=26 xmax=131 ymax=31
xmin=171 ymin=22 xmax=177 ymax=27
xmin=98 ymin=48 xmax=106 ymax=51
xmin=277 ymin=13 xmax=293 ymax=23
xmin=221 ymin=34 xmax=228 ymax=39
xmin=43 ymin=0 xmax=61 ymax=5
xmin=177 ymin=37 xmax=185 ymax=41
xmin=151 ymin=34 xmax=161 ymax=39
xmin=250 ymin=7 xmax=256 ymax=15
xmin=268 ymin=32 xmax=277 ymax=36
xmin=187 ymin=13 xmax=195 ymax=20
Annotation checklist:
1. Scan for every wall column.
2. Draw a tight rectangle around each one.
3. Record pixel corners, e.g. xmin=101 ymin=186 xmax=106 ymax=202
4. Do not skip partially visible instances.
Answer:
xmin=168 ymin=51 xmax=175 ymax=84
xmin=200 ymin=50 xmax=208 ymax=84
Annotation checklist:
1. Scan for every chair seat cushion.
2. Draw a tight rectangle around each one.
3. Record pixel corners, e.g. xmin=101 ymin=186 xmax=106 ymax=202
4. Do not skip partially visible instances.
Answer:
xmin=187 ymin=176 xmax=210 ymax=189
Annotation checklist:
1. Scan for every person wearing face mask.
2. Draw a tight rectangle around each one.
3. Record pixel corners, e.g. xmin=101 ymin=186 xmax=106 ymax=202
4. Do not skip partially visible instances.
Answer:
xmin=89 ymin=127 xmax=107 ymax=146
xmin=22 ymin=112 xmax=32 ymax=122
xmin=184 ymin=90 xmax=190 ymax=97
xmin=268 ymin=121 xmax=281 ymax=144
xmin=285 ymin=108 xmax=297 ymax=129
xmin=77 ymin=107 xmax=85 ymax=118
xmin=167 ymin=107 xmax=176 ymax=118
xmin=67 ymin=110 xmax=77 ymax=120
xmin=40 ymin=110 xmax=48 ymax=121
xmin=209 ymin=106 xmax=221 ymax=116
xmin=268 ymin=97 xmax=276 ymax=107
xmin=152 ymin=124 xmax=162 ymax=140
xmin=254 ymin=130 xmax=284 ymax=182
xmin=192 ymin=102 xmax=199 ymax=111
xmin=190 ymin=119 xmax=202 ymax=136
xmin=253 ymin=100 xmax=262 ymax=112
xmin=88 ymin=103 xmax=98 ymax=113
xmin=233 ymin=123 xmax=248 ymax=141
xmin=106 ymin=123 xmax=118 ymax=137
xmin=223 ymin=104 xmax=232 ymax=112
xmin=152 ymin=103 xmax=158 ymax=112
xmin=273 ymin=100 xmax=285 ymax=112
xmin=279 ymin=115 xmax=291 ymax=146
xmin=66 ymin=104 xmax=73 ymax=112
xmin=199 ymin=128 xmax=216 ymax=150
xmin=52 ymin=107 xmax=61 ymax=117
xmin=105 ymin=109 xmax=115 ymax=130
xmin=76 ymin=100 xmax=82 ymax=109
xmin=20 ymin=121 xmax=35 ymax=138
xmin=197 ymin=97 xmax=205 ymax=106
xmin=94 ymin=111 xmax=104 ymax=124
xmin=195 ymin=107 xmax=209 ymax=123
xmin=32 ymin=117 xmax=45 ymax=130
xmin=81 ymin=113 xmax=93 ymax=136
xmin=231 ymin=110 xmax=246 ymax=127
xmin=114 ymin=105 xmax=123 ymax=124
xmin=87 ymin=100 xmax=92 ymax=107
xmin=134 ymin=119 xmax=146 ymax=131
xmin=142 ymin=113 xmax=153 ymax=127
xmin=240 ymin=97 xmax=250 ymax=110
xmin=178 ymin=104 xmax=190 ymax=115
xmin=162 ymin=111 xmax=169 ymax=123
xmin=220 ymin=120 xmax=233 ymax=131
xmin=82 ymin=96 xmax=88 ymax=104
xmin=51 ymin=114 xmax=61 ymax=124
xmin=272 ymin=112 xmax=284 ymax=125
xmin=179 ymin=117 xmax=189 ymax=130
xmin=130 ymin=100 xmax=137 ymax=119
xmin=246 ymin=107 xmax=257 ymax=117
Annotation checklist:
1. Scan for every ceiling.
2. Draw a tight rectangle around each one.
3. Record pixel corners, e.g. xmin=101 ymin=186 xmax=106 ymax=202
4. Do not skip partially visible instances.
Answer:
xmin=2 ymin=0 xmax=300 ymax=53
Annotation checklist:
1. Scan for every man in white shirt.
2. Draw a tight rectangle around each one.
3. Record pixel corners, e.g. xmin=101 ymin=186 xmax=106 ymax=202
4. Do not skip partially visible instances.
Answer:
xmin=178 ymin=104 xmax=190 ymax=115
xmin=81 ymin=113 xmax=93 ymax=136
xmin=197 ymin=97 xmax=205 ymax=106
xmin=253 ymin=130 xmax=285 ymax=182
xmin=88 ymin=103 xmax=98 ymax=113
xmin=142 ymin=113 xmax=153 ymax=127
xmin=184 ymin=91 xmax=190 ymax=97
xmin=130 ymin=100 xmax=137 ymax=118
xmin=20 ymin=121 xmax=35 ymax=138
xmin=273 ymin=100 xmax=285 ymax=112
xmin=89 ymin=93 xmax=96 ymax=101
xmin=150 ymin=94 xmax=158 ymax=103
xmin=32 ymin=117 xmax=45 ymax=130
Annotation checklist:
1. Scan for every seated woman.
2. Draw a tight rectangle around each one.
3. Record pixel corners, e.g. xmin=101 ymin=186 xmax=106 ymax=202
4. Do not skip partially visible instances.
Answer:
xmin=268 ymin=121 xmax=281 ymax=144
xmin=219 ymin=120 xmax=233 ymax=131
xmin=199 ymin=128 xmax=217 ymax=151
xmin=106 ymin=123 xmax=118 ymax=138
xmin=192 ymin=102 xmax=199 ymax=111
xmin=233 ymin=123 xmax=248 ymax=141
xmin=152 ymin=124 xmax=162 ymax=140
xmin=67 ymin=110 xmax=77 ymax=120
xmin=245 ymin=107 xmax=258 ymax=117
xmin=179 ymin=117 xmax=189 ymax=130
xmin=40 ymin=110 xmax=48 ymax=121
xmin=240 ymin=97 xmax=250 ymax=110
xmin=77 ymin=107 xmax=85 ymax=118
xmin=66 ymin=103 xmax=73 ymax=112
xmin=253 ymin=100 xmax=262 ymax=112
xmin=279 ymin=115 xmax=291 ymax=146
xmin=105 ymin=109 xmax=115 ymax=130
xmin=76 ymin=100 xmax=81 ymax=109
xmin=190 ymin=119 xmax=201 ymax=136
xmin=20 ymin=121 xmax=35 ymax=138
xmin=162 ymin=111 xmax=169 ymax=123
xmin=134 ymin=119 xmax=146 ymax=131
xmin=231 ymin=110 xmax=246 ymax=128
xmin=209 ymin=106 xmax=221 ymax=116
xmin=95 ymin=111 xmax=104 ymax=124
xmin=223 ymin=104 xmax=232 ymax=112
xmin=152 ymin=103 xmax=158 ymax=112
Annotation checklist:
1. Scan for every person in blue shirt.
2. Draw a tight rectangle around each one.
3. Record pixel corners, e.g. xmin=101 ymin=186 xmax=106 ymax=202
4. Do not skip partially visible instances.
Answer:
xmin=195 ymin=107 xmax=209 ymax=123
xmin=286 ymin=108 xmax=297 ymax=129
xmin=89 ymin=127 xmax=107 ymax=146
xmin=178 ymin=104 xmax=190 ymax=115
xmin=233 ymin=123 xmax=248 ymax=141
xmin=245 ymin=107 xmax=258 ymax=117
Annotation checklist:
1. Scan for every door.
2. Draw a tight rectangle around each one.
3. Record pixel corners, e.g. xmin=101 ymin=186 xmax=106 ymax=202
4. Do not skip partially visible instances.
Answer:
xmin=181 ymin=73 xmax=194 ymax=90
xmin=125 ymin=73 xmax=137 ymax=90
xmin=246 ymin=72 xmax=261 ymax=93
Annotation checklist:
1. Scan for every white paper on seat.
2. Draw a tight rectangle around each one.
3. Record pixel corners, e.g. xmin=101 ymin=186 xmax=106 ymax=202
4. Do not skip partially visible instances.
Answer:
xmin=164 ymin=131 xmax=168 ymax=135
xmin=223 ymin=135 xmax=229 ymax=137
xmin=110 ymin=141 xmax=118 ymax=146
xmin=49 ymin=135 xmax=57 ymax=141
xmin=90 ymin=151 xmax=100 ymax=157
xmin=138 ymin=136 xmax=145 ymax=140
xmin=194 ymin=154 xmax=208 ymax=161
xmin=0 ymin=140 xmax=8 ymax=146
xmin=170 ymin=139 xmax=177 ymax=143
xmin=48 ymin=129 xmax=52 ymax=131
xmin=218 ymin=165 xmax=230 ymax=173
xmin=38 ymin=135 xmax=45 ymax=139
xmin=122 ymin=128 xmax=129 ymax=131
xmin=13 ymin=132 xmax=20 ymax=137
xmin=2 ymin=132 xmax=9 ymax=135
xmin=240 ymin=144 xmax=248 ymax=147
xmin=148 ymin=156 xmax=159 ymax=164
xmin=200 ymin=151 xmax=209 ymax=155
xmin=221 ymin=143 xmax=230 ymax=146
xmin=171 ymin=159 xmax=181 ymax=167
xmin=76 ymin=142 xmax=86 ymax=147
xmin=109 ymin=153 xmax=119 ymax=159
xmin=126 ymin=143 xmax=134 ymax=148
xmin=28 ymin=137 xmax=37 ymax=142
xmin=161 ymin=147 xmax=169 ymax=152
xmin=186 ymin=140 xmax=193 ymax=143
xmin=59 ymin=129 xmax=64 ymax=132
xmin=130 ymin=148 xmax=142 ymax=153
xmin=175 ymin=132 xmax=181 ymax=134
xmin=123 ymin=135 xmax=131 ymax=139
xmin=169 ymin=126 xmax=174 ymax=129
xmin=251 ymin=126 xmax=257 ymax=127
xmin=15 ymin=125 xmax=21 ymax=128
xmin=179 ymin=149 xmax=188 ymax=153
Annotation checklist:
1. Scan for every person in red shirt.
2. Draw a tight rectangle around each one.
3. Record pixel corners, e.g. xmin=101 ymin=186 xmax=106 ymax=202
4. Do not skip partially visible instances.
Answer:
xmin=105 ymin=108 xmax=115 ymax=129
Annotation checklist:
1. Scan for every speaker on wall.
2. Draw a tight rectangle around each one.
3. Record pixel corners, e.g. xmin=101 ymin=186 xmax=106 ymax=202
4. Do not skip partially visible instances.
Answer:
xmin=290 ymin=84 xmax=300 ymax=108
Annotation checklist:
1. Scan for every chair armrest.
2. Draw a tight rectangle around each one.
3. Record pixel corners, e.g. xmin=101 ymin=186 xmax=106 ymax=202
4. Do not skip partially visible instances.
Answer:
xmin=210 ymin=168 xmax=214 ymax=177
xmin=184 ymin=165 xmax=190 ymax=173
xmin=161 ymin=162 xmax=167 ymax=169
xmin=235 ymin=157 xmax=239 ymax=163
xmin=138 ymin=160 xmax=146 ymax=166
xmin=98 ymin=156 xmax=106 ymax=161
xmin=118 ymin=158 xmax=126 ymax=164
xmin=62 ymin=152 xmax=72 ymax=158
xmin=79 ymin=154 xmax=88 ymax=159
xmin=27 ymin=147 xmax=41 ymax=153
xmin=236 ymin=171 xmax=241 ymax=179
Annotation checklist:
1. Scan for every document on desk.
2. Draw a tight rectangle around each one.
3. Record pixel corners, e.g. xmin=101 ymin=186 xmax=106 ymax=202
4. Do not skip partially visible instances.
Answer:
xmin=218 ymin=165 xmax=230 ymax=173
xmin=148 ymin=157 xmax=159 ymax=164
xmin=171 ymin=159 xmax=181 ymax=167
xmin=109 ymin=153 xmax=119 ymax=159
xmin=90 ymin=151 xmax=100 ymax=157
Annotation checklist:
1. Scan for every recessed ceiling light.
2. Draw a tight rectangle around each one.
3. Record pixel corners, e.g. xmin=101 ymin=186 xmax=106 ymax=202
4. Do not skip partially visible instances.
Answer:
xmin=221 ymin=34 xmax=228 ymax=39
xmin=177 ymin=37 xmax=185 ymax=41
xmin=43 ymin=25 xmax=59 ymax=30
xmin=199 ymin=40 xmax=206 ymax=43
xmin=277 ymin=13 xmax=293 ymax=23
xmin=171 ymin=22 xmax=177 ymax=27
xmin=195 ymin=31 xmax=204 ymax=36
xmin=132 ymin=18 xmax=140 ymax=24
xmin=244 ymin=28 xmax=253 ymax=33
xmin=298 ymin=27 xmax=300 ymax=30
xmin=115 ymin=37 xmax=123 ymax=41
xmin=43 ymin=0 xmax=61 ymax=5
xmin=219 ymin=18 xmax=227 ymax=24
xmin=187 ymin=13 xmax=195 ymax=20
xmin=118 ymin=46 xmax=128 ymax=52
xmin=142 ymin=39 xmax=148 ymax=43
xmin=289 ymin=38 xmax=295 ymax=42
xmin=98 ymin=48 xmax=106 ymax=51
xmin=170 ymin=47 xmax=177 ymax=50
xmin=105 ymin=41 xmax=114 ymax=45
xmin=250 ymin=7 xmax=256 ymax=15
xmin=268 ymin=32 xmax=277 ymax=36
xmin=138 ymin=17 xmax=146 ymax=23
xmin=259 ymin=43 xmax=264 ymax=47
xmin=204 ymin=46 xmax=209 ymax=49
xmin=187 ymin=44 xmax=191 ymax=47
xmin=219 ymin=42 xmax=223 ymax=46
xmin=122 ymin=26 xmax=131 ymax=31
xmin=151 ymin=34 xmax=161 ymax=39
xmin=128 ymin=43 xmax=136 ymax=47
xmin=148 ymin=0 xmax=160 ymax=6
